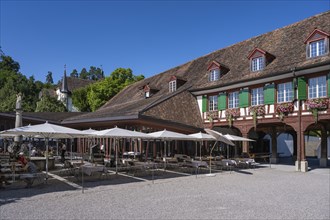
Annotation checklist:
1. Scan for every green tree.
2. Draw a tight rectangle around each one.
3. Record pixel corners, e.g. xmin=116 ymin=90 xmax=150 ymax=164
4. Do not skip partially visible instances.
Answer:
xmin=0 ymin=83 xmax=17 ymax=111
xmin=86 ymin=68 xmax=144 ymax=111
xmin=89 ymin=66 xmax=97 ymax=80
xmin=96 ymin=67 xmax=104 ymax=79
xmin=35 ymin=94 xmax=67 ymax=112
xmin=0 ymin=55 xmax=20 ymax=73
xmin=80 ymin=68 xmax=89 ymax=79
xmin=70 ymin=69 xmax=79 ymax=78
xmin=0 ymin=55 xmax=43 ymax=112
xmin=72 ymin=86 xmax=91 ymax=112
xmin=45 ymin=71 xmax=54 ymax=84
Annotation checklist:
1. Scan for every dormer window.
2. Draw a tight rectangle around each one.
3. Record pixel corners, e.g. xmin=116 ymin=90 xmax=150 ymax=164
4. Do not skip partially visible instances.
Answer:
xmin=248 ymin=48 xmax=275 ymax=72
xmin=308 ymin=39 xmax=326 ymax=57
xmin=251 ymin=56 xmax=264 ymax=72
xmin=168 ymin=75 xmax=186 ymax=92
xmin=169 ymin=80 xmax=176 ymax=92
xmin=145 ymin=91 xmax=150 ymax=98
xmin=209 ymin=69 xmax=220 ymax=81
xmin=207 ymin=61 xmax=229 ymax=82
xmin=143 ymin=84 xmax=159 ymax=98
xmin=305 ymin=29 xmax=329 ymax=58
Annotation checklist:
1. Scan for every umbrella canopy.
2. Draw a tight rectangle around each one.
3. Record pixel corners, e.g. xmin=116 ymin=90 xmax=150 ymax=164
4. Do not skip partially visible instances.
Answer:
xmin=94 ymin=126 xmax=151 ymax=139
xmin=188 ymin=132 xmax=215 ymax=160
xmin=188 ymin=132 xmax=216 ymax=141
xmin=81 ymin=128 xmax=98 ymax=134
xmin=204 ymin=129 xmax=235 ymax=146
xmin=223 ymin=134 xmax=255 ymax=142
xmin=0 ymin=122 xmax=91 ymax=139
xmin=147 ymin=129 xmax=193 ymax=140
xmin=0 ymin=122 xmax=91 ymax=180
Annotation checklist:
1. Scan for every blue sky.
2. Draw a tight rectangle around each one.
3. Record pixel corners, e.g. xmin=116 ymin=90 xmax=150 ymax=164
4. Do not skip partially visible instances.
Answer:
xmin=0 ymin=0 xmax=329 ymax=83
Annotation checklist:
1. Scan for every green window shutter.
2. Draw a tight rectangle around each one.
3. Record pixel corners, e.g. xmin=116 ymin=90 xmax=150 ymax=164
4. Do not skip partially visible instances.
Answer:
xmin=218 ymin=93 xmax=227 ymax=110
xmin=202 ymin=96 xmax=207 ymax=112
xmin=264 ymin=84 xmax=275 ymax=104
xmin=327 ymin=72 xmax=330 ymax=97
xmin=239 ymin=88 xmax=249 ymax=107
xmin=297 ymin=77 xmax=307 ymax=100
xmin=292 ymin=78 xmax=296 ymax=99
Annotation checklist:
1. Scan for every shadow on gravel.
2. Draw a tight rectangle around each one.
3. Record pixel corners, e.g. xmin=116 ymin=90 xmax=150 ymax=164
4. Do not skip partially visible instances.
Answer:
xmin=233 ymin=170 xmax=253 ymax=175
xmin=0 ymin=178 xmax=78 ymax=207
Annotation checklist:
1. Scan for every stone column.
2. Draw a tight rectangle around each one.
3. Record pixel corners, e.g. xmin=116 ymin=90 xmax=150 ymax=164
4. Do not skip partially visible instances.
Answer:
xmin=14 ymin=93 xmax=23 ymax=143
xmin=270 ymin=128 xmax=279 ymax=163
xmin=295 ymin=99 xmax=302 ymax=172
xmin=242 ymin=133 xmax=249 ymax=153
xmin=300 ymin=130 xmax=308 ymax=172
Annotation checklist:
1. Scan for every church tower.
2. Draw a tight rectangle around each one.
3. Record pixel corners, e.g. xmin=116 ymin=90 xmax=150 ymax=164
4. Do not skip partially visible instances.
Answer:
xmin=57 ymin=65 xmax=73 ymax=111
xmin=60 ymin=65 xmax=69 ymax=109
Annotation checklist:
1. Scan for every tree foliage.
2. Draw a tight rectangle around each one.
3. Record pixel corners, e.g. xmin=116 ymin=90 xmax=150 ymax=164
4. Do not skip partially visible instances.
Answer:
xmin=45 ymin=71 xmax=54 ymax=84
xmin=79 ymin=68 xmax=89 ymax=79
xmin=73 ymin=68 xmax=144 ymax=112
xmin=0 ymin=55 xmax=42 ymax=112
xmin=0 ymin=55 xmax=20 ymax=73
xmin=35 ymin=94 xmax=67 ymax=112
xmin=0 ymin=54 xmax=144 ymax=113
xmin=71 ymin=87 xmax=91 ymax=112
xmin=70 ymin=69 xmax=79 ymax=78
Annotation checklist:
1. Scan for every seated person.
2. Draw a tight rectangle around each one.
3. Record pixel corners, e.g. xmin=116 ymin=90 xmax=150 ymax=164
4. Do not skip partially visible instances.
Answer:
xmin=20 ymin=158 xmax=38 ymax=188
xmin=31 ymin=147 xmax=37 ymax=157
xmin=17 ymin=152 xmax=28 ymax=166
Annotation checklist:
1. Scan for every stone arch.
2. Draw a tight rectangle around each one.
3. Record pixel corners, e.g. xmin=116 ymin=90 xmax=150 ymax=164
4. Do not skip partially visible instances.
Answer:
xmin=247 ymin=123 xmax=296 ymax=164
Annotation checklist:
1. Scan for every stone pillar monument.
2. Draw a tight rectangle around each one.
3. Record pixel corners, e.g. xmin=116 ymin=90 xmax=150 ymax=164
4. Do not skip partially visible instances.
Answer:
xmin=14 ymin=93 xmax=23 ymax=143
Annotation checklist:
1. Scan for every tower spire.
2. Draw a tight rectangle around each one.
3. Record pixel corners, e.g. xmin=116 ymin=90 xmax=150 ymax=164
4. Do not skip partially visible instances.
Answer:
xmin=61 ymin=64 xmax=69 ymax=93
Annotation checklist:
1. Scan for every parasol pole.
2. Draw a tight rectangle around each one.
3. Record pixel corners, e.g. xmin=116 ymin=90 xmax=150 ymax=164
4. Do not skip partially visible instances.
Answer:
xmin=70 ymin=138 xmax=73 ymax=162
xmin=45 ymin=137 xmax=49 ymax=182
xmin=115 ymin=138 xmax=118 ymax=174
xmin=208 ymin=141 xmax=217 ymax=175
xmin=200 ymin=141 xmax=202 ymax=161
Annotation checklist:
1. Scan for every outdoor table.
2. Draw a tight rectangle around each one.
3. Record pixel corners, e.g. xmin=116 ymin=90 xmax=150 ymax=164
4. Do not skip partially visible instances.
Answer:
xmin=190 ymin=160 xmax=208 ymax=168
xmin=80 ymin=163 xmax=105 ymax=176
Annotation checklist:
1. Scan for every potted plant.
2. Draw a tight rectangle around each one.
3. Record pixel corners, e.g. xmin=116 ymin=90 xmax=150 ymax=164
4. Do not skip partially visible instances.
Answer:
xmin=206 ymin=111 xmax=219 ymax=123
xmin=306 ymin=98 xmax=329 ymax=123
xmin=249 ymin=105 xmax=265 ymax=130
xmin=225 ymin=108 xmax=240 ymax=127
xmin=276 ymin=102 xmax=294 ymax=121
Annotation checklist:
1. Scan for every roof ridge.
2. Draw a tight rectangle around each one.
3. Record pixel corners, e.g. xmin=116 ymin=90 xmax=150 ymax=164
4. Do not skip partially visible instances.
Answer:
xmin=188 ymin=10 xmax=330 ymax=63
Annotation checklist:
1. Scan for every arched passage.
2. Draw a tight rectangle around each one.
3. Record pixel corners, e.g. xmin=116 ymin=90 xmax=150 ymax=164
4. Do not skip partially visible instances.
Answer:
xmin=248 ymin=123 xmax=296 ymax=164
xmin=305 ymin=122 xmax=329 ymax=167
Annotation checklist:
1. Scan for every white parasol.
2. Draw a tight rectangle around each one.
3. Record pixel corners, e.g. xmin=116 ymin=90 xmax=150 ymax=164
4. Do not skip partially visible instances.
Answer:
xmin=0 ymin=122 xmax=91 ymax=180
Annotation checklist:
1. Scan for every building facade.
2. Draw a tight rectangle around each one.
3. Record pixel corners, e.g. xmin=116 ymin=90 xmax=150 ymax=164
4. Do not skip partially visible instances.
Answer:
xmin=1 ymin=11 xmax=329 ymax=171
xmin=190 ymin=12 xmax=330 ymax=171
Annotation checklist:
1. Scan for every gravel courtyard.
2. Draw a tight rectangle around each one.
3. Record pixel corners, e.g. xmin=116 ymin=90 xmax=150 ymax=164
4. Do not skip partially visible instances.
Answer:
xmin=1 ymin=165 xmax=329 ymax=220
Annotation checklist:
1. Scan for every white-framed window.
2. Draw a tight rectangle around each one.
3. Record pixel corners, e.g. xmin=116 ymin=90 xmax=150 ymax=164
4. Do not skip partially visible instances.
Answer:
xmin=228 ymin=91 xmax=239 ymax=109
xmin=308 ymin=39 xmax=326 ymax=58
xmin=145 ymin=91 xmax=150 ymax=98
xmin=308 ymin=76 xmax=327 ymax=99
xmin=251 ymin=87 xmax=264 ymax=106
xmin=277 ymin=82 xmax=293 ymax=103
xmin=208 ymin=95 xmax=218 ymax=111
xmin=251 ymin=57 xmax=264 ymax=72
xmin=209 ymin=69 xmax=220 ymax=81
xmin=169 ymin=80 xmax=176 ymax=92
